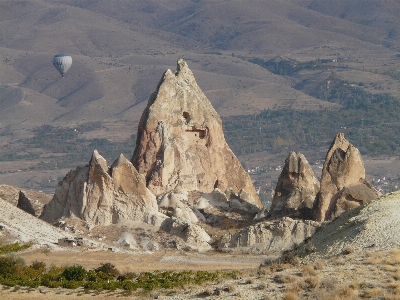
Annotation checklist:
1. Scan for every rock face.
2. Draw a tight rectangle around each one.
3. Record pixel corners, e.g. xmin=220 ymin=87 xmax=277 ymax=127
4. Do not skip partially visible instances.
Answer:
xmin=158 ymin=192 xmax=203 ymax=223
xmin=314 ymin=133 xmax=380 ymax=221
xmin=131 ymin=59 xmax=262 ymax=210
xmin=40 ymin=151 xmax=164 ymax=227
xmin=163 ymin=217 xmax=211 ymax=250
xmin=217 ymin=217 xmax=321 ymax=254
xmin=196 ymin=188 xmax=261 ymax=213
xmin=17 ymin=191 xmax=36 ymax=216
xmin=270 ymin=151 xmax=319 ymax=219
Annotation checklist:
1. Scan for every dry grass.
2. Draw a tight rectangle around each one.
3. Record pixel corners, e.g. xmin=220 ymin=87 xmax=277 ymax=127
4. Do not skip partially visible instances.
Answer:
xmin=388 ymin=281 xmax=400 ymax=294
xmin=301 ymin=264 xmax=316 ymax=277
xmin=339 ymin=285 xmax=359 ymax=298
xmin=331 ymin=256 xmax=346 ymax=266
xmin=361 ymin=287 xmax=383 ymax=298
xmin=384 ymin=249 xmax=400 ymax=265
xmin=305 ymin=276 xmax=320 ymax=289
xmin=313 ymin=260 xmax=325 ymax=270
xmin=281 ymin=274 xmax=299 ymax=284
xmin=283 ymin=289 xmax=299 ymax=300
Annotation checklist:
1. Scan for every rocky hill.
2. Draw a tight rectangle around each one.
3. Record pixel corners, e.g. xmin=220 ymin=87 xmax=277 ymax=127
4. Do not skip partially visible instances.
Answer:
xmin=296 ymin=190 xmax=400 ymax=259
xmin=38 ymin=60 xmax=266 ymax=251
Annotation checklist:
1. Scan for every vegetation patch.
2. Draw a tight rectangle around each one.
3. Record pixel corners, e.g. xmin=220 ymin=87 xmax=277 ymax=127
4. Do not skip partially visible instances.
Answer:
xmin=0 ymin=258 xmax=238 ymax=293
xmin=0 ymin=242 xmax=33 ymax=254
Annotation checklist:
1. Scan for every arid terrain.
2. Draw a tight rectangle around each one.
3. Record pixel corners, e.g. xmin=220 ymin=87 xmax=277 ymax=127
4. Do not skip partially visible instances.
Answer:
xmin=2 ymin=1 xmax=400 ymax=299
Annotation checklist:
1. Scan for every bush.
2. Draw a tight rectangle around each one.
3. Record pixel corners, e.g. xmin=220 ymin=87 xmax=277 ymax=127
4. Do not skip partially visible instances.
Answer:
xmin=62 ymin=280 xmax=82 ymax=289
xmin=0 ymin=259 xmax=239 ymax=293
xmin=0 ymin=255 xmax=26 ymax=278
xmin=93 ymin=263 xmax=119 ymax=280
xmin=62 ymin=265 xmax=87 ymax=281
xmin=95 ymin=263 xmax=119 ymax=276
xmin=0 ymin=242 xmax=33 ymax=254
xmin=29 ymin=260 xmax=46 ymax=270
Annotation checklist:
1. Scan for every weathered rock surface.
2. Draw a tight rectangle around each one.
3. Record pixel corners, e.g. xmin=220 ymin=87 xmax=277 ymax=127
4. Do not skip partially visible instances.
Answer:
xmin=314 ymin=133 xmax=380 ymax=221
xmin=217 ymin=217 xmax=321 ymax=254
xmin=159 ymin=192 xmax=203 ymax=223
xmin=40 ymin=151 xmax=165 ymax=227
xmin=270 ymin=151 xmax=319 ymax=219
xmin=196 ymin=188 xmax=260 ymax=213
xmin=131 ymin=59 xmax=262 ymax=211
xmin=163 ymin=217 xmax=211 ymax=251
xmin=17 ymin=191 xmax=36 ymax=216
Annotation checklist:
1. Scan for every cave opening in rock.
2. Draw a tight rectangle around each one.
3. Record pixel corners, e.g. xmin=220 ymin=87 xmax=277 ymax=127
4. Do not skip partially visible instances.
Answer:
xmin=183 ymin=112 xmax=190 ymax=124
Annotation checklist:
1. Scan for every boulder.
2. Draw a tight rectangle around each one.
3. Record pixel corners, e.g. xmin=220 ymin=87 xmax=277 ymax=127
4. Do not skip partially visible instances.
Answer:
xmin=270 ymin=151 xmax=319 ymax=219
xmin=131 ymin=59 xmax=262 ymax=211
xmin=314 ymin=133 xmax=380 ymax=221
xmin=40 ymin=151 xmax=166 ymax=227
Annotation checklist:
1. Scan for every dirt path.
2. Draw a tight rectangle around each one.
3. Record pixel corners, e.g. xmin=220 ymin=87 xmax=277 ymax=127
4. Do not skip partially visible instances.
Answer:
xmin=19 ymin=249 xmax=269 ymax=273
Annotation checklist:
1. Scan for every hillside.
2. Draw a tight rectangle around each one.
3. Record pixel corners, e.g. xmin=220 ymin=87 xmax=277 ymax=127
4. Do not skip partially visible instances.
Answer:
xmin=2 ymin=0 xmax=400 ymax=192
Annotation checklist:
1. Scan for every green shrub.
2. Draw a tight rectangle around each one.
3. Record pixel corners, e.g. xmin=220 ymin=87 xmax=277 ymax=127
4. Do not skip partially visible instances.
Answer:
xmin=0 ymin=255 xmax=26 ymax=278
xmin=62 ymin=265 xmax=87 ymax=281
xmin=29 ymin=260 xmax=46 ymax=270
xmin=62 ymin=280 xmax=82 ymax=289
xmin=95 ymin=263 xmax=119 ymax=276
xmin=0 ymin=242 xmax=33 ymax=254
xmin=0 ymin=258 xmax=239 ymax=293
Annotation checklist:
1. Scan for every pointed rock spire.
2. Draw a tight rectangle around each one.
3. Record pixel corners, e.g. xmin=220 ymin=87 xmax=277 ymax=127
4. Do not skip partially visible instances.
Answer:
xmin=270 ymin=151 xmax=319 ymax=219
xmin=131 ymin=59 xmax=262 ymax=209
xmin=314 ymin=133 xmax=380 ymax=221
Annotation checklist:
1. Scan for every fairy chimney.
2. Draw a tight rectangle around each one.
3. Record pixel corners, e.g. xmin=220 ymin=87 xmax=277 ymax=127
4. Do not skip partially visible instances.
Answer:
xmin=40 ymin=151 xmax=163 ymax=227
xmin=314 ymin=133 xmax=380 ymax=221
xmin=131 ymin=59 xmax=262 ymax=210
xmin=270 ymin=151 xmax=319 ymax=219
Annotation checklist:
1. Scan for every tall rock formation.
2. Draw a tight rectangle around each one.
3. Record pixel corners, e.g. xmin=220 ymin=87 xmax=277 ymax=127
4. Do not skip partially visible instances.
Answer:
xmin=40 ymin=151 xmax=163 ymax=227
xmin=270 ymin=151 xmax=319 ymax=219
xmin=131 ymin=59 xmax=262 ymax=210
xmin=314 ymin=133 xmax=380 ymax=221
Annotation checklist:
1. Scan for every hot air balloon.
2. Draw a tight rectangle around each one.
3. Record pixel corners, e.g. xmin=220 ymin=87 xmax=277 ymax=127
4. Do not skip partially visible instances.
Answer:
xmin=52 ymin=54 xmax=72 ymax=77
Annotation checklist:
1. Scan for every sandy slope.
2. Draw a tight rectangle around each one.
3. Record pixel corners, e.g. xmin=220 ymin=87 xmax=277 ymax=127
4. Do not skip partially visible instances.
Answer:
xmin=0 ymin=197 xmax=72 ymax=248
xmin=298 ymin=191 xmax=400 ymax=259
